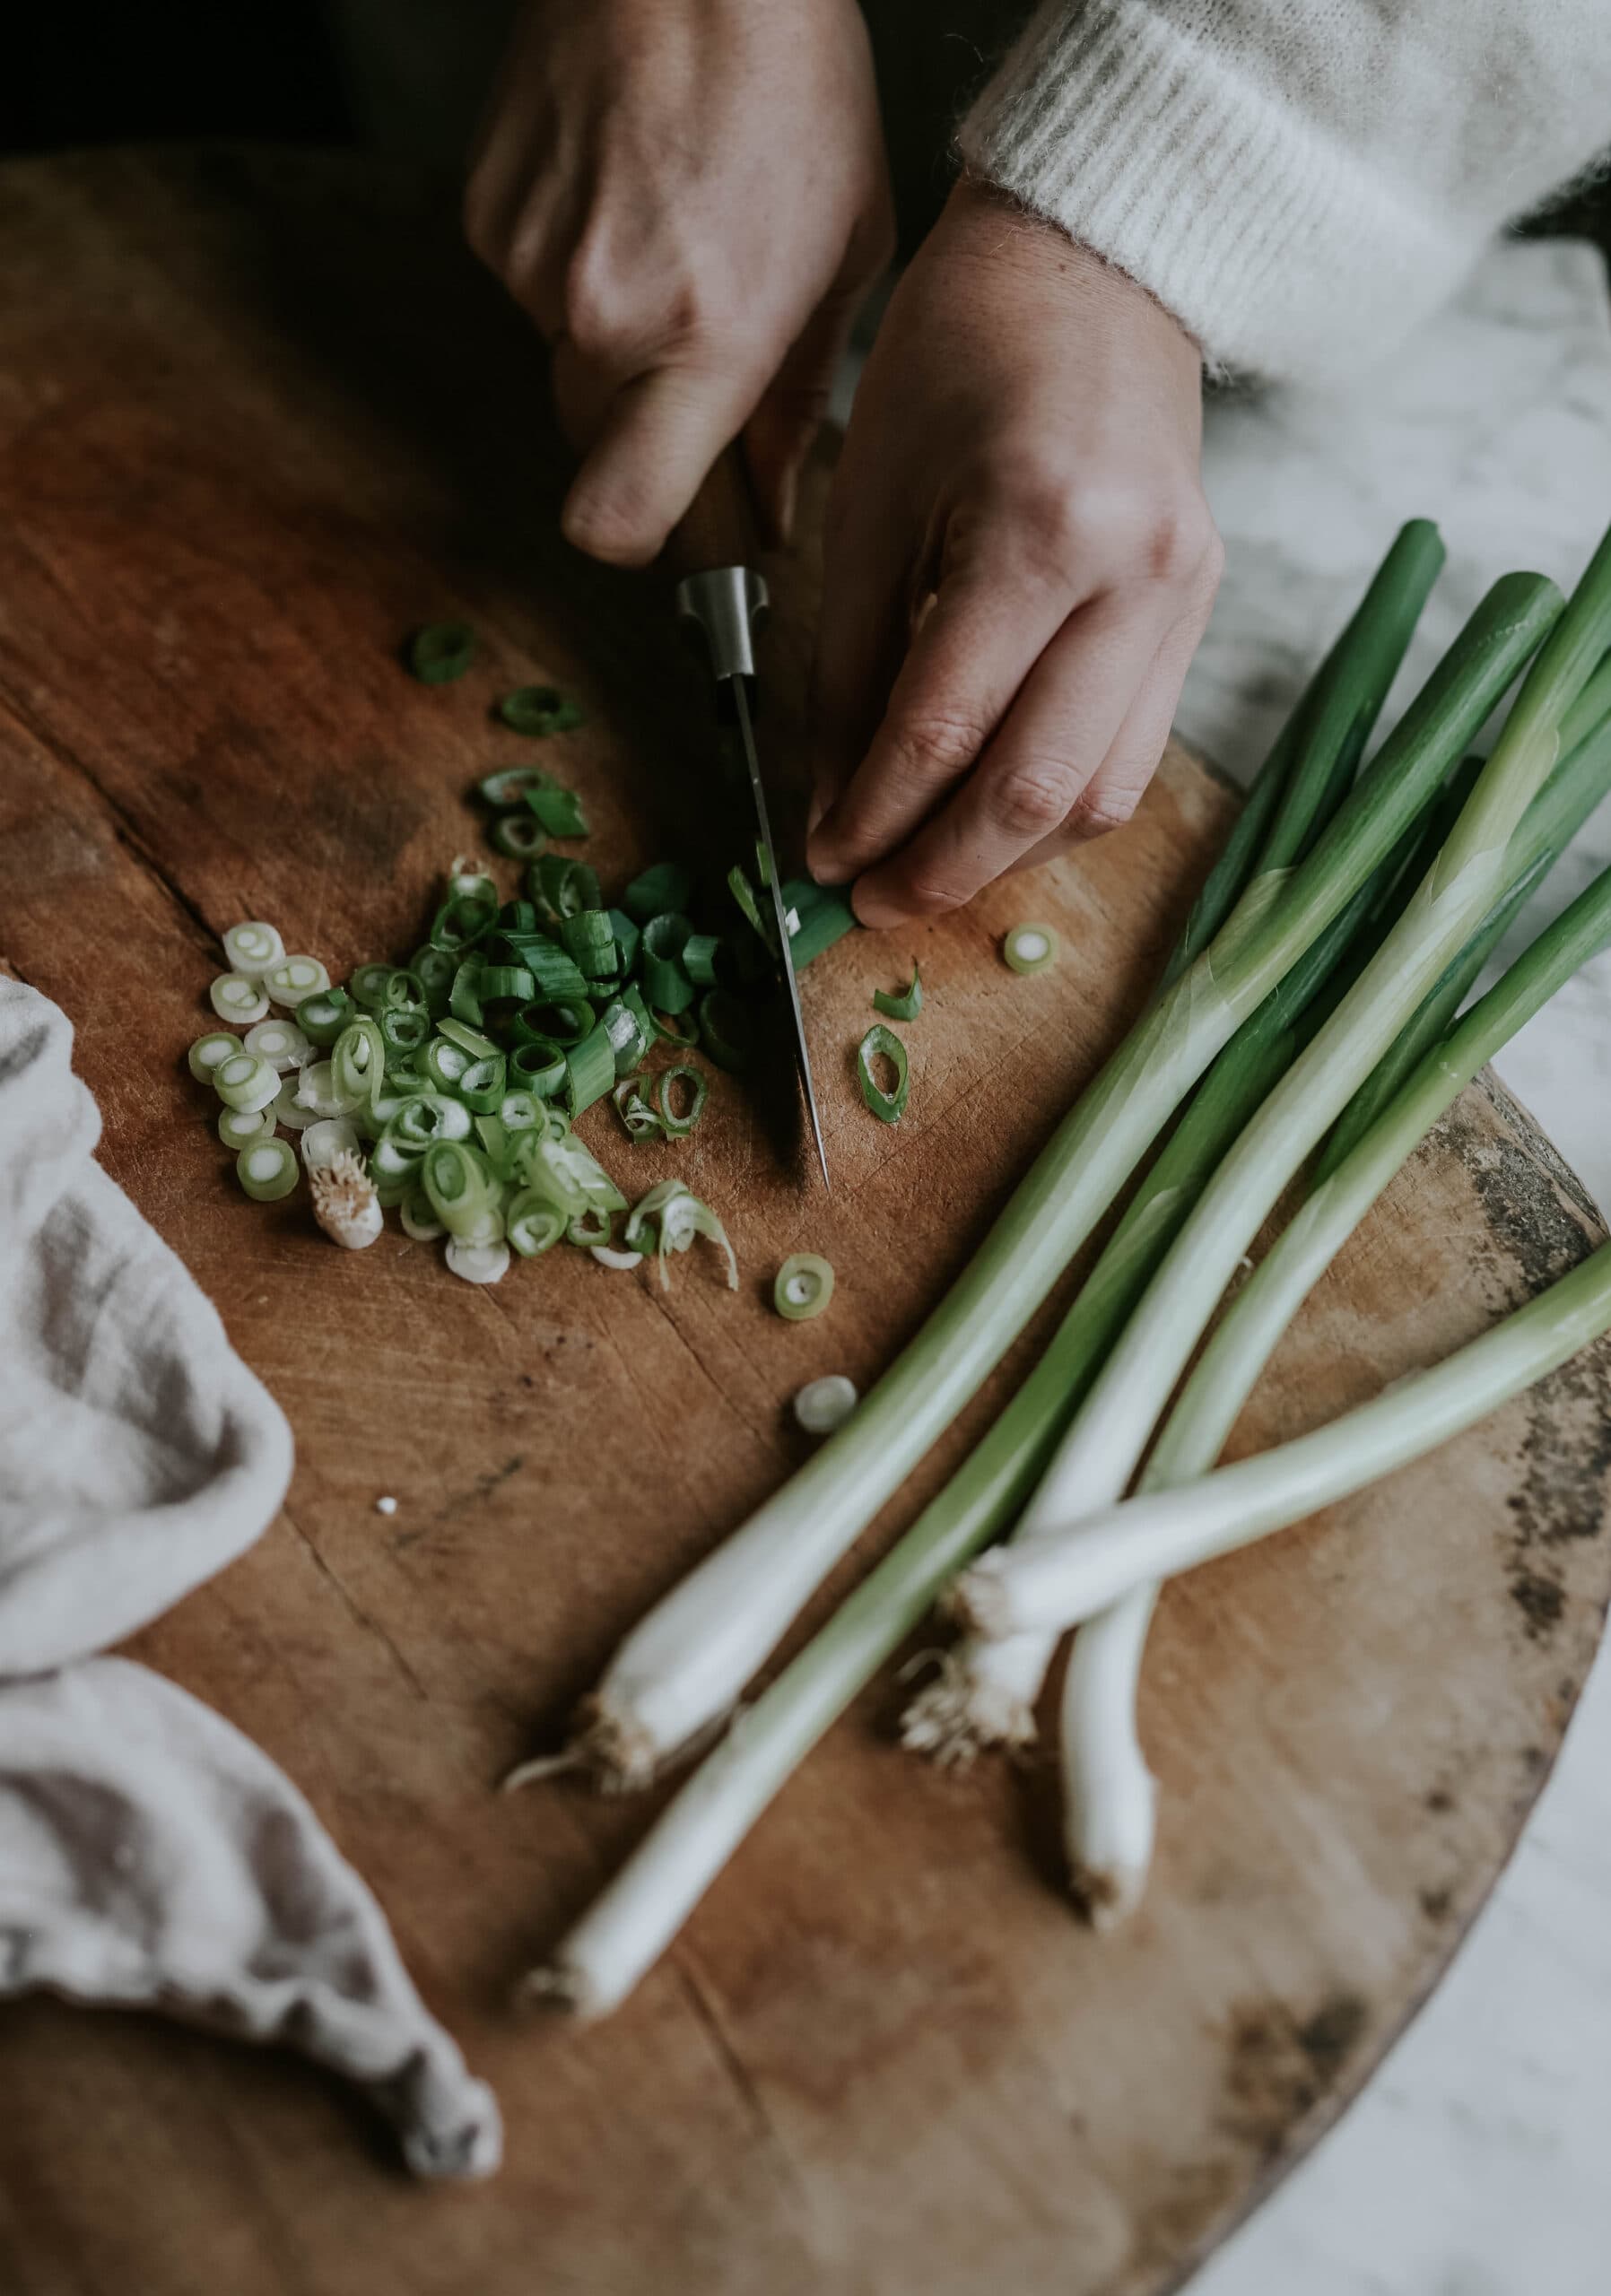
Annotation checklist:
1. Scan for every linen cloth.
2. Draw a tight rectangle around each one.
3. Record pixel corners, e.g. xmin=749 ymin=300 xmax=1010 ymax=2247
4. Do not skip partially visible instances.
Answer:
xmin=0 ymin=977 xmax=500 ymax=2179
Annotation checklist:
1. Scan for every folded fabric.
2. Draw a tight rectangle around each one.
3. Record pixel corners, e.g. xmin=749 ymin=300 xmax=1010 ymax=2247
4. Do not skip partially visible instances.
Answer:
xmin=0 ymin=979 xmax=500 ymax=2179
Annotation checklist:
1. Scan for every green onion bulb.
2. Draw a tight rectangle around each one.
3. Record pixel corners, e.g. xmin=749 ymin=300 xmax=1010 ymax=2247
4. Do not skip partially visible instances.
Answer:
xmin=235 ymin=1137 xmax=300 ymax=1201
xmin=774 ymin=1253 xmax=835 ymax=1321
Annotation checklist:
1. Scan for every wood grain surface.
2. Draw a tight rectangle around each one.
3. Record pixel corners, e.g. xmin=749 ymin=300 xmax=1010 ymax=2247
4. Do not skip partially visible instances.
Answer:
xmin=1 ymin=148 xmax=1607 ymax=2296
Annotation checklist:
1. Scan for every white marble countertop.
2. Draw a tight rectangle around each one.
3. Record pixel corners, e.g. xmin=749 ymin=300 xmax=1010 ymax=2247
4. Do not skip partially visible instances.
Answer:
xmin=1175 ymin=234 xmax=1611 ymax=2296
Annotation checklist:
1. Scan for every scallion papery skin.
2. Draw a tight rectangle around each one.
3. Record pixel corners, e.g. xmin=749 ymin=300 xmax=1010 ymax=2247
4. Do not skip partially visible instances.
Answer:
xmin=556 ymin=533 xmax=1579 ymax=1784
xmin=1053 ymin=848 xmax=1611 ymax=1923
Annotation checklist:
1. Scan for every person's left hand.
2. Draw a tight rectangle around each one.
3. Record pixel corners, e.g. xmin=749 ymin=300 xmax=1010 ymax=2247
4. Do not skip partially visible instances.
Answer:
xmin=806 ymin=178 xmax=1221 ymax=927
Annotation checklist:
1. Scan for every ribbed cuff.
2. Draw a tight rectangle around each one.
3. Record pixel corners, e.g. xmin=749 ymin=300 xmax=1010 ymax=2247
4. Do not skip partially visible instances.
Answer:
xmin=957 ymin=2 xmax=1472 ymax=384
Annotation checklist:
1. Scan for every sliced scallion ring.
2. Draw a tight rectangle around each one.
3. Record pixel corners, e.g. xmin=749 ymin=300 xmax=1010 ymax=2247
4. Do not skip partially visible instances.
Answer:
xmin=295 ymin=987 xmax=356 ymax=1048
xmin=210 ymin=973 xmax=271 ymax=1023
xmin=217 ymin=1104 xmax=275 ymax=1150
xmin=509 ymin=1039 xmax=568 ymax=1098
xmin=222 ymin=921 xmax=284 ymax=978
xmin=408 ymin=621 xmax=476 ymax=683
xmin=1002 ymin=922 xmax=1059 ymax=975
xmin=773 ymin=1253 xmax=834 ymax=1321
xmin=698 ymin=988 xmax=755 ymax=1072
xmin=445 ymin=1236 xmax=511 ymax=1284
xmin=331 ymin=1019 xmax=386 ymax=1112
xmin=214 ymin=1051 xmax=282 ymax=1114
xmin=524 ymin=778 xmax=589 ymax=839
xmin=301 ymin=1118 xmax=361 ymax=1170
xmin=506 ymin=1186 xmax=567 ymax=1258
xmin=565 ymin=1019 xmax=617 ymax=1118
xmin=245 ymin=1018 xmax=311 ymax=1072
xmin=187 ymin=1031 xmax=239 ymax=1083
xmin=872 ymin=962 xmax=922 ymax=1022
xmin=612 ymin=1074 xmax=662 ymax=1142
xmin=857 ymin=1022 xmax=910 ymax=1124
xmin=499 ymin=1090 xmax=543 ymax=1131
xmin=272 ymin=1078 xmax=317 ymax=1130
xmin=793 ymin=1373 xmax=858 ymax=1436
xmin=499 ymin=685 xmax=585 ymax=736
xmin=478 ymin=766 xmax=547 ymax=807
xmin=236 ymin=1137 xmax=300 ymax=1201
xmin=492 ymin=813 xmax=549 ymax=860
xmin=591 ymin=1243 xmax=645 ymax=1272
xmin=654 ymin=1065 xmax=708 ymax=1138
xmin=264 ymin=954 xmax=331 ymax=1007
xmin=400 ymin=1188 xmax=446 ymax=1241
xmin=567 ymin=1205 xmax=614 ymax=1248
xmin=293 ymin=1059 xmax=350 ymax=1119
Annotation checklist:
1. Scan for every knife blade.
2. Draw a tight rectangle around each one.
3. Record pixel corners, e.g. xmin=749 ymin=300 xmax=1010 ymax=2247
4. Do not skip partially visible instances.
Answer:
xmin=669 ymin=451 xmax=831 ymax=1189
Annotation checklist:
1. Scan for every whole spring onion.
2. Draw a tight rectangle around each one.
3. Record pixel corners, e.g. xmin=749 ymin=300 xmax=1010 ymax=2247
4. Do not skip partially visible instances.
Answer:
xmin=774 ymin=1253 xmax=834 ymax=1320
xmin=857 ymin=1023 xmax=910 ymax=1123
xmin=531 ymin=529 xmax=1578 ymax=1794
xmin=1054 ymin=848 xmax=1611 ymax=1924
xmin=872 ymin=963 xmax=922 ymax=1022
xmin=1002 ymin=925 xmax=1058 ymax=976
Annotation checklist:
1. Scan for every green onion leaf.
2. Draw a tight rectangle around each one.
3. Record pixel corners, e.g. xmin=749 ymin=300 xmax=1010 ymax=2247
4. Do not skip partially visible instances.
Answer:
xmin=607 ymin=909 xmax=642 ymax=976
xmin=529 ymin=852 xmax=601 ymax=922
xmin=565 ymin=1019 xmax=618 ymax=1118
xmin=857 ymin=1022 xmax=910 ymax=1123
xmin=524 ymin=778 xmax=589 ymax=839
xmin=727 ymin=864 xmax=779 ymax=954
xmin=774 ymin=1252 xmax=834 ymax=1320
xmin=409 ymin=622 xmax=476 ymax=684
xmin=872 ymin=963 xmax=922 ymax=1022
xmin=477 ymin=965 xmax=536 ymax=1005
xmin=623 ymin=862 xmax=693 ymax=922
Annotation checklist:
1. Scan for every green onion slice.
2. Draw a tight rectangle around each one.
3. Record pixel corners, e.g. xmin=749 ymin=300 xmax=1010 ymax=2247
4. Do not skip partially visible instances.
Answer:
xmin=509 ymin=1039 xmax=568 ymax=1098
xmin=272 ymin=1078 xmax=316 ymax=1130
xmin=236 ymin=1137 xmax=300 ymax=1201
xmin=607 ymin=909 xmax=641 ymax=975
xmin=349 ymin=962 xmax=398 ymax=1013
xmin=699 ymin=989 xmax=756 ymax=1072
xmin=682 ymin=932 xmax=723 ymax=987
xmin=498 ymin=685 xmax=584 ymax=736
xmin=499 ymin=1091 xmax=543 ymax=1131
xmin=792 ymin=1374 xmax=858 ymax=1436
xmin=857 ymin=1023 xmax=910 ymax=1123
xmin=448 ymin=957 xmax=484 ymax=1027
xmin=601 ymin=996 xmax=652 ymax=1076
xmin=263 ymin=955 xmax=330 ymax=1008
xmin=727 ymin=865 xmax=779 ymax=954
xmin=782 ymin=882 xmax=858 ymax=970
xmin=331 ymin=1019 xmax=386 ymax=1113
xmin=421 ymin=1141 xmax=497 ymax=1237
xmin=243 ymin=1018 xmax=310 ymax=1073
xmin=222 ymin=921 xmax=284 ymax=978
xmin=400 ymin=1189 xmax=445 ymax=1241
xmin=872 ymin=963 xmax=922 ymax=1022
xmin=435 ymin=1017 xmax=499 ymax=1058
xmin=477 ymin=964 xmax=535 ymax=1004
xmin=456 ymin=1053 xmax=508 ymax=1114
xmin=623 ymin=1178 xmax=738 ymax=1292
xmin=210 ymin=972 xmax=270 ymax=1023
xmin=217 ymin=1104 xmax=275 ymax=1150
xmin=492 ymin=813 xmax=548 ymax=860
xmin=291 ymin=1059 xmax=346 ymax=1119
xmin=388 ymin=1092 xmax=471 ymax=1150
xmin=188 ymin=1031 xmax=242 ymax=1083
xmin=521 ymin=997 xmax=594 ymax=1049
xmin=1002 ymin=923 xmax=1059 ymax=975
xmin=560 ymin=909 xmax=618 ymax=979
xmin=566 ymin=1205 xmax=614 ymax=1248
xmin=214 ymin=1051 xmax=282 ymax=1114
xmin=773 ymin=1252 xmax=834 ymax=1321
xmin=613 ymin=1074 xmax=662 ymax=1142
xmin=624 ymin=862 xmax=692 ymax=922
xmin=408 ymin=622 xmax=476 ymax=684
xmin=445 ymin=1236 xmax=512 ymax=1284
xmin=525 ymin=778 xmax=589 ymax=839
xmin=654 ymin=1065 xmax=708 ymax=1138
xmin=565 ymin=1019 xmax=617 ymax=1118
xmin=430 ymin=891 xmax=499 ymax=952
xmin=296 ymin=987 xmax=356 ymax=1047
xmin=506 ymin=1187 xmax=567 ymax=1258
xmin=529 ymin=852 xmax=601 ymax=922
xmin=478 ymin=766 xmax=548 ymax=807
xmin=300 ymin=1118 xmax=361 ymax=1170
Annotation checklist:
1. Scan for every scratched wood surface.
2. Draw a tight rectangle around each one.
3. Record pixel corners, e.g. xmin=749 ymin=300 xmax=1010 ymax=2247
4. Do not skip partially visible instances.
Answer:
xmin=1 ymin=148 xmax=1608 ymax=2296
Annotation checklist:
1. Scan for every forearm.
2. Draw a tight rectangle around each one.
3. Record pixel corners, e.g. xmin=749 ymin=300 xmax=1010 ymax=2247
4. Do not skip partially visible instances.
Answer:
xmin=959 ymin=0 xmax=1611 ymax=382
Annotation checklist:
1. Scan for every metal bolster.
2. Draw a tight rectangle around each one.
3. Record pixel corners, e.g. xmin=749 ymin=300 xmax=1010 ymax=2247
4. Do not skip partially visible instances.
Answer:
xmin=674 ymin=566 xmax=771 ymax=687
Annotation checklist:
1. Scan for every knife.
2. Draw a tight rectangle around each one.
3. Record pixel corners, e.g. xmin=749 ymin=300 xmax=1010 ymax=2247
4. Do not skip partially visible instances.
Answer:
xmin=669 ymin=448 xmax=831 ymax=1190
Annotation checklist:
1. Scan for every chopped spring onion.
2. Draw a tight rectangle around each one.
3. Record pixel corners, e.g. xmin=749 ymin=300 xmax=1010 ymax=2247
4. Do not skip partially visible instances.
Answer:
xmin=449 ymin=956 xmax=484 ymax=1026
xmin=608 ymin=909 xmax=641 ymax=975
xmin=601 ymin=994 xmax=652 ymax=1077
xmin=292 ymin=1059 xmax=347 ymax=1118
xmin=272 ymin=1078 xmax=317 ymax=1130
xmin=446 ymin=1236 xmax=512 ymax=1283
xmin=479 ymin=767 xmax=552 ymax=807
xmin=640 ymin=913 xmax=695 ymax=1013
xmin=331 ymin=1018 xmax=386 ymax=1112
xmin=623 ymin=1178 xmax=738 ymax=1292
xmin=613 ymin=1074 xmax=661 ymax=1142
xmin=308 ymin=1149 xmax=383 ymax=1248
xmin=436 ymin=1016 xmax=500 ymax=1059
xmin=872 ymin=963 xmax=922 ymax=1022
xmin=774 ymin=1253 xmax=834 ymax=1321
xmin=430 ymin=890 xmax=498 ymax=952
xmin=1002 ymin=924 xmax=1058 ymax=976
xmin=509 ymin=1039 xmax=568 ymax=1098
xmin=592 ymin=1243 xmax=645 ymax=1271
xmin=236 ymin=1137 xmax=299 ymax=1201
xmin=506 ymin=1187 xmax=567 ymax=1257
xmin=529 ymin=853 xmax=601 ymax=920
xmin=300 ymin=1117 xmax=361 ymax=1170
xmin=349 ymin=962 xmax=399 ymax=1012
xmin=524 ymin=777 xmax=589 ymax=839
xmin=210 ymin=972 xmax=271 ymax=1023
xmin=499 ymin=685 xmax=585 ymax=736
xmin=649 ymin=1004 xmax=701 ymax=1049
xmin=423 ymin=1036 xmax=469 ymax=1091
xmin=567 ymin=1205 xmax=614 ymax=1248
xmin=408 ymin=621 xmax=477 ymax=683
xmin=682 ymin=932 xmax=723 ymax=987
xmin=217 ymin=1104 xmax=275 ymax=1150
xmin=455 ymin=1053 xmax=509 ymax=1114
xmin=794 ymin=1375 xmax=858 ymax=1436
xmin=187 ymin=1031 xmax=239 ymax=1083
xmin=499 ymin=1090 xmax=543 ymax=1131
xmin=222 ymin=921 xmax=284 ymax=978
xmin=421 ymin=1141 xmax=498 ymax=1237
xmin=857 ymin=1023 xmax=910 ymax=1123
xmin=245 ymin=1018 xmax=310 ymax=1072
xmin=698 ymin=988 xmax=754 ymax=1072
xmin=296 ymin=987 xmax=356 ymax=1047
xmin=264 ymin=954 xmax=330 ymax=1007
xmin=654 ymin=1065 xmax=707 ymax=1138
xmin=565 ymin=1019 xmax=618 ymax=1118
xmin=519 ymin=942 xmax=593 ymax=1002
xmin=400 ymin=1189 xmax=446 ymax=1241
xmin=624 ymin=862 xmax=692 ymax=922
xmin=522 ymin=997 xmax=594 ymax=1049
xmin=213 ymin=1051 xmax=282 ymax=1114
xmin=492 ymin=813 xmax=548 ymax=860
xmin=379 ymin=1007 xmax=431 ymax=1067
xmin=560 ymin=909 xmax=618 ymax=980
xmin=727 ymin=864 xmax=779 ymax=955
xmin=784 ymin=883 xmax=858 ymax=969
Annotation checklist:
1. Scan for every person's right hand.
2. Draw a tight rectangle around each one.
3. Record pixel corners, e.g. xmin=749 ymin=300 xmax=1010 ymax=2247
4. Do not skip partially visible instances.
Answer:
xmin=463 ymin=0 xmax=893 ymax=566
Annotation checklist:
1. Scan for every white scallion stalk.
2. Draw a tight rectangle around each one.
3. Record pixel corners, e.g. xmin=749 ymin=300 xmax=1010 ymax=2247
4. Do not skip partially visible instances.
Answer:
xmin=1058 ymin=848 xmax=1611 ymax=1922
xmin=548 ymin=561 xmax=1559 ymax=1786
xmin=951 ymin=526 xmax=1610 ymax=1778
xmin=952 ymin=1237 xmax=1611 ymax=1642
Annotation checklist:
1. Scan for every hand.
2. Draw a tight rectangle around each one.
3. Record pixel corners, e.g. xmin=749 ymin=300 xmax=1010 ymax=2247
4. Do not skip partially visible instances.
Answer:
xmin=807 ymin=178 xmax=1220 ymax=927
xmin=463 ymin=0 xmax=893 ymax=565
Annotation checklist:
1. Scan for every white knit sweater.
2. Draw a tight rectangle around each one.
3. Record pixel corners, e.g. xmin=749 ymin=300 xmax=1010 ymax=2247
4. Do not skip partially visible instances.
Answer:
xmin=959 ymin=1 xmax=1611 ymax=382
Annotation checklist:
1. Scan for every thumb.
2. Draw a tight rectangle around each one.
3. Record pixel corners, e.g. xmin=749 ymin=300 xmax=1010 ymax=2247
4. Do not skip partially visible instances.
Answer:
xmin=555 ymin=350 xmax=760 ymax=569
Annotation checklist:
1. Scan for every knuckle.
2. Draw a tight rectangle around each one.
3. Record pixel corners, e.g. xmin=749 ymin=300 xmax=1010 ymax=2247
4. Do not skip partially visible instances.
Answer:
xmin=898 ymin=871 xmax=969 ymax=918
xmin=990 ymin=756 xmax=1085 ymax=840
xmin=1068 ymin=781 xmax=1145 ymax=842
xmin=884 ymin=707 xmax=993 ymax=787
xmin=1144 ymin=496 xmax=1221 ymax=588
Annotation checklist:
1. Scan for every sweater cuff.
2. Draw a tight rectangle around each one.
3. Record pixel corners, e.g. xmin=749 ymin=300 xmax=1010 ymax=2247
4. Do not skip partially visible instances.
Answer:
xmin=957 ymin=2 xmax=1474 ymax=385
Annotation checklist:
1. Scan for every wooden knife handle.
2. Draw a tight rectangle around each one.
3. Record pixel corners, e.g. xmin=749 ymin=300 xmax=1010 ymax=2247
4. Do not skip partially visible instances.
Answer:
xmin=665 ymin=443 xmax=762 ymax=579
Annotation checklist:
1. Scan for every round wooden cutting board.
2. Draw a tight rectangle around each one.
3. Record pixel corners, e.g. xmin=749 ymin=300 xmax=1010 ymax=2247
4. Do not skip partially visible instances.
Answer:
xmin=0 ymin=148 xmax=1607 ymax=2296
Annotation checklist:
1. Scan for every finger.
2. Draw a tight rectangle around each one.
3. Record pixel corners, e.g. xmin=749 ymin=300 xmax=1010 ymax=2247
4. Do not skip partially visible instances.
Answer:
xmin=1062 ymin=579 xmax=1217 ymax=845
xmin=806 ymin=568 xmax=1076 ymax=886
xmin=849 ymin=588 xmax=1175 ymax=928
xmin=805 ymin=477 xmax=915 ymax=847
xmin=556 ymin=355 xmax=762 ymax=567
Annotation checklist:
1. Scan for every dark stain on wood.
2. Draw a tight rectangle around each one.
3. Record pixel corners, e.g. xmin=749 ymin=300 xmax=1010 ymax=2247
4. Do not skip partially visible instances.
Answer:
xmin=1220 ymin=1991 xmax=1370 ymax=2159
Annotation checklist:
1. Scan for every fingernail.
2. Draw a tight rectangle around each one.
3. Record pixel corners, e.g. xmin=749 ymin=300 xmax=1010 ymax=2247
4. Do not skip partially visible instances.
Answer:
xmin=850 ymin=881 xmax=905 ymax=931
